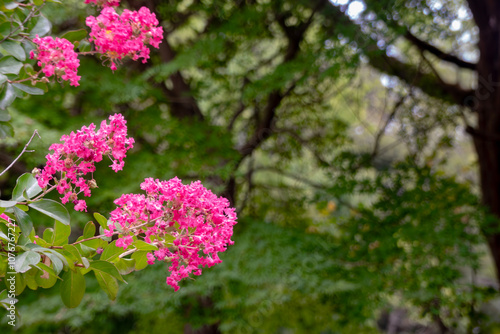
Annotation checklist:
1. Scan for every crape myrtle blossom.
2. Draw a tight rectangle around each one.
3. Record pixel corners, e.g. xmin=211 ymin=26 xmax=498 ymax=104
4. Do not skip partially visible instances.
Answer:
xmin=86 ymin=7 xmax=164 ymax=71
xmin=35 ymin=114 xmax=134 ymax=212
xmin=30 ymin=36 xmax=81 ymax=86
xmin=84 ymin=0 xmax=120 ymax=7
xmin=106 ymin=177 xmax=237 ymax=291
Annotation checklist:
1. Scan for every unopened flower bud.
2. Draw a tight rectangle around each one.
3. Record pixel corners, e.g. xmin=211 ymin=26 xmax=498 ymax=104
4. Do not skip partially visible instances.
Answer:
xmin=55 ymin=68 xmax=65 ymax=77
xmin=32 ymin=167 xmax=41 ymax=176
xmin=89 ymin=179 xmax=98 ymax=188
xmin=64 ymin=157 xmax=73 ymax=168
xmin=69 ymin=193 xmax=78 ymax=202
xmin=84 ymin=140 xmax=95 ymax=148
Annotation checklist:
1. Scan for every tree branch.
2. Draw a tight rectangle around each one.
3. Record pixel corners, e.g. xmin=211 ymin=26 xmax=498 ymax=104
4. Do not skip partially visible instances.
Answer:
xmin=0 ymin=130 xmax=40 ymax=177
xmin=404 ymin=30 xmax=476 ymax=70
xmin=319 ymin=2 xmax=476 ymax=107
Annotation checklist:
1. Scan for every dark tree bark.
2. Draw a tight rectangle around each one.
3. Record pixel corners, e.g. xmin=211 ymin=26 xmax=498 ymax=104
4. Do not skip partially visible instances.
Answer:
xmin=467 ymin=0 xmax=500 ymax=283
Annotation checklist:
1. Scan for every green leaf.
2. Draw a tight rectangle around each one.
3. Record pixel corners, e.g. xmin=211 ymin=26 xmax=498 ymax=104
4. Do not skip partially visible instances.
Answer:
xmin=0 ymin=57 xmax=22 ymax=75
xmin=63 ymin=244 xmax=83 ymax=263
xmin=76 ymin=243 xmax=94 ymax=258
xmin=12 ymin=83 xmax=44 ymax=95
xmin=4 ymin=2 xmax=19 ymax=10
xmin=28 ymin=199 xmax=70 ymax=225
xmin=0 ymin=200 xmax=16 ymax=208
xmin=131 ymin=251 xmax=150 ymax=270
xmin=60 ymin=270 xmax=86 ymax=308
xmin=0 ymin=230 xmax=9 ymax=241
xmin=12 ymin=173 xmax=42 ymax=201
xmin=83 ymin=221 xmax=96 ymax=239
xmin=60 ymin=29 xmax=87 ymax=43
xmin=43 ymin=227 xmax=54 ymax=243
xmin=0 ymin=107 xmax=10 ymax=121
xmin=43 ymin=252 xmax=64 ymax=274
xmin=89 ymin=260 xmax=125 ymax=283
xmin=33 ymin=0 xmax=44 ymax=5
xmin=34 ymin=266 xmax=58 ymax=289
xmin=0 ymin=83 xmax=16 ymax=110
xmin=25 ymin=267 xmax=39 ymax=290
xmin=0 ymin=121 xmax=13 ymax=138
xmin=32 ymin=247 xmax=68 ymax=274
xmin=132 ymin=240 xmax=158 ymax=252
xmin=14 ymin=251 xmax=41 ymax=273
xmin=29 ymin=15 xmax=52 ymax=38
xmin=78 ymin=40 xmax=91 ymax=52
xmin=4 ymin=273 xmax=25 ymax=296
xmin=52 ymin=220 xmax=71 ymax=246
xmin=93 ymin=212 xmax=108 ymax=230
xmin=13 ymin=206 xmax=33 ymax=237
xmin=81 ymin=257 xmax=90 ymax=269
xmin=114 ymin=258 xmax=136 ymax=275
xmin=80 ymin=237 xmax=107 ymax=250
xmin=0 ymin=74 xmax=7 ymax=85
xmin=55 ymin=250 xmax=75 ymax=271
xmin=15 ymin=204 xmax=29 ymax=211
xmin=35 ymin=263 xmax=61 ymax=280
xmin=0 ymin=41 xmax=25 ymax=61
xmin=95 ymin=270 xmax=118 ymax=300
xmin=100 ymin=241 xmax=125 ymax=262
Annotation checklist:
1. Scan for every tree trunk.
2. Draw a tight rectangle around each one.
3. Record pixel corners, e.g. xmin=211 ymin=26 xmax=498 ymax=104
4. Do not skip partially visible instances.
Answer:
xmin=472 ymin=4 xmax=500 ymax=285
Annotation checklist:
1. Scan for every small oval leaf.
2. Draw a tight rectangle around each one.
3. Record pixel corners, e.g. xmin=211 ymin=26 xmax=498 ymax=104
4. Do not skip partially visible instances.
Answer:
xmin=28 ymin=199 xmax=70 ymax=225
xmin=60 ymin=270 xmax=86 ymax=308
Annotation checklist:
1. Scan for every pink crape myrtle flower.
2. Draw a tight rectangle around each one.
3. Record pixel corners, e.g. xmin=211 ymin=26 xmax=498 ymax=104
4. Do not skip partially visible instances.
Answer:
xmin=84 ymin=0 xmax=120 ymax=7
xmin=0 ymin=213 xmax=11 ymax=223
xmin=36 ymin=114 xmax=134 ymax=212
xmin=106 ymin=177 xmax=237 ymax=291
xmin=86 ymin=7 xmax=163 ymax=71
xmin=30 ymin=36 xmax=81 ymax=86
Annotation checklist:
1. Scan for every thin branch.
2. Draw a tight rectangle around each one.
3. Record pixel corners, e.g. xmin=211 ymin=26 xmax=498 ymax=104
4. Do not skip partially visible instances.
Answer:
xmin=405 ymin=30 xmax=476 ymax=70
xmin=274 ymin=127 xmax=332 ymax=167
xmin=371 ymin=94 xmax=407 ymax=159
xmin=50 ymin=221 xmax=151 ymax=249
xmin=0 ymin=4 xmax=43 ymax=44
xmin=237 ymin=156 xmax=255 ymax=215
xmin=0 ymin=130 xmax=40 ymax=177
xmin=252 ymin=165 xmax=358 ymax=211
xmin=466 ymin=126 xmax=500 ymax=142
xmin=319 ymin=1 xmax=476 ymax=106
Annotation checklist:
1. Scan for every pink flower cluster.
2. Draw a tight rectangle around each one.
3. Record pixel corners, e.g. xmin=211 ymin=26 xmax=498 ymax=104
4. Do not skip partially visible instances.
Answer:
xmin=84 ymin=0 xmax=120 ymax=7
xmin=106 ymin=177 xmax=237 ymax=291
xmin=0 ymin=213 xmax=10 ymax=223
xmin=36 ymin=114 xmax=134 ymax=212
xmin=30 ymin=36 xmax=81 ymax=86
xmin=86 ymin=7 xmax=163 ymax=71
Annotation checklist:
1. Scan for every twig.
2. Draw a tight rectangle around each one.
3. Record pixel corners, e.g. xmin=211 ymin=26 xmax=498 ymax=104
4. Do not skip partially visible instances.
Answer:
xmin=0 ymin=130 xmax=41 ymax=177
xmin=50 ymin=221 xmax=152 ymax=249
xmin=118 ymin=247 xmax=137 ymax=258
xmin=371 ymin=94 xmax=407 ymax=159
